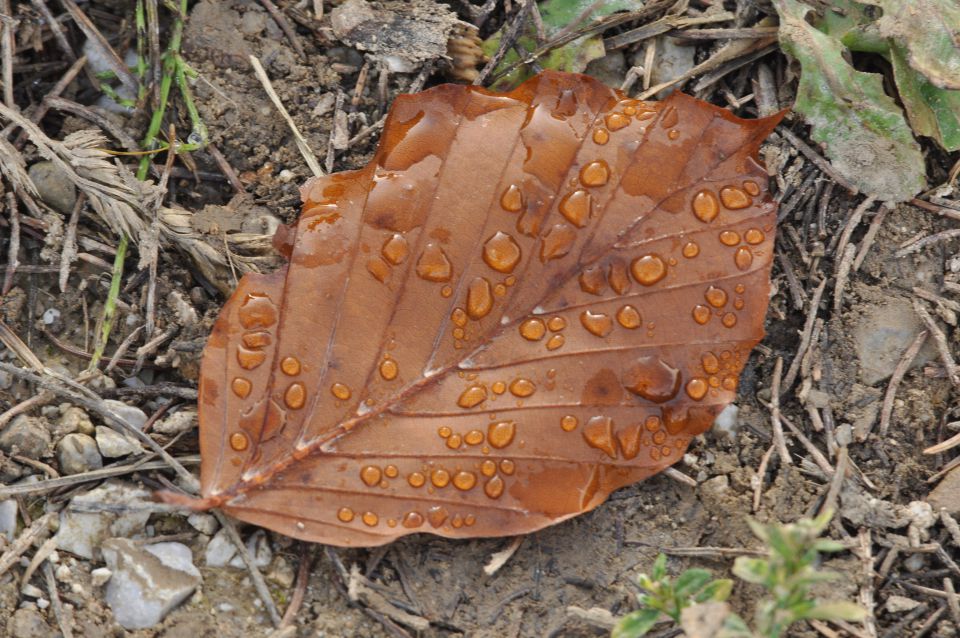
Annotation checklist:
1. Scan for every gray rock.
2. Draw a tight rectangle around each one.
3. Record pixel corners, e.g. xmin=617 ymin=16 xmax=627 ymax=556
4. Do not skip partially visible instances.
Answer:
xmin=102 ymin=399 xmax=148 ymax=430
xmin=0 ymin=498 xmax=17 ymax=540
xmin=54 ymin=482 xmax=152 ymax=560
xmin=56 ymin=433 xmax=103 ymax=475
xmin=27 ymin=161 xmax=77 ymax=214
xmin=928 ymin=466 xmax=960 ymax=515
xmin=187 ymin=512 xmax=218 ymax=536
xmin=0 ymin=415 xmax=52 ymax=459
xmin=102 ymin=538 xmax=202 ymax=629
xmin=91 ymin=567 xmax=112 ymax=587
xmin=647 ymin=36 xmax=696 ymax=98
xmin=204 ymin=528 xmax=237 ymax=567
xmin=886 ymin=595 xmax=921 ymax=613
xmin=229 ymin=529 xmax=272 ymax=569
xmin=95 ymin=426 xmax=140 ymax=458
xmin=153 ymin=409 xmax=197 ymax=436
xmin=8 ymin=608 xmax=50 ymax=638
xmin=584 ymin=51 xmax=626 ymax=87
xmin=57 ymin=405 xmax=95 ymax=436
xmin=851 ymin=297 xmax=936 ymax=385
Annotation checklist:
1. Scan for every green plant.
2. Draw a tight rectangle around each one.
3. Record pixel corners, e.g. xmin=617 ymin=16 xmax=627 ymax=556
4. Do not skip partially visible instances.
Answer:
xmin=612 ymin=553 xmax=733 ymax=637
xmin=772 ymin=0 xmax=960 ymax=202
xmin=613 ymin=511 xmax=866 ymax=638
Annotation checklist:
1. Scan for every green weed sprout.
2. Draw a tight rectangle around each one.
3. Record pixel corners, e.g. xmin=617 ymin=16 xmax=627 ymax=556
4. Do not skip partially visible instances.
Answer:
xmin=612 ymin=553 xmax=733 ymax=637
xmin=613 ymin=511 xmax=866 ymax=638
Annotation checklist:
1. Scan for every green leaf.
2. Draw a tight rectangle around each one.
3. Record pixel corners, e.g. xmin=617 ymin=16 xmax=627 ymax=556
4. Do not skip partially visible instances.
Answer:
xmin=651 ymin=553 xmax=668 ymax=582
xmin=811 ymin=539 xmax=846 ymax=553
xmin=695 ymin=579 xmax=734 ymax=603
xmin=613 ymin=608 xmax=663 ymax=638
xmin=674 ymin=569 xmax=714 ymax=599
xmin=481 ymin=0 xmax=633 ymax=90
xmin=802 ymin=601 xmax=869 ymax=622
xmin=732 ymin=557 xmax=769 ymax=585
xmin=717 ymin=613 xmax=755 ymax=638
xmin=890 ymin=44 xmax=960 ymax=150
xmin=773 ymin=0 xmax=926 ymax=202
xmin=860 ymin=0 xmax=960 ymax=90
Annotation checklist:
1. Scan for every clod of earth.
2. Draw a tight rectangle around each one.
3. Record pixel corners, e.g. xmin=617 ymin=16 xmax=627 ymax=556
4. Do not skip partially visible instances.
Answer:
xmin=160 ymin=71 xmax=784 ymax=547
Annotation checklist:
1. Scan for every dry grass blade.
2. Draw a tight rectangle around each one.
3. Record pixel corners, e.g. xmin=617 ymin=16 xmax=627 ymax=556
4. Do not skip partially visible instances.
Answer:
xmin=0 ymin=104 xmax=162 ymax=251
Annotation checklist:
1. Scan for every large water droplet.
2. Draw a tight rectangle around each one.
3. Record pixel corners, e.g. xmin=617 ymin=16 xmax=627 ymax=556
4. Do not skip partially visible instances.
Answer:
xmin=284 ymin=382 xmax=306 ymax=409
xmin=337 ymin=507 xmax=355 ymax=523
xmin=379 ymin=358 xmax=398 ymax=380
xmin=623 ymin=356 xmax=681 ymax=403
xmin=488 ymin=421 xmax=516 ymax=448
xmin=579 ymin=266 xmax=606 ymax=295
xmin=540 ymin=223 xmax=577 ymax=261
xmin=361 ymin=466 xmax=382 ymax=487
xmin=416 ymin=243 xmax=453 ymax=282
xmin=381 ymin=233 xmax=408 ymax=265
xmin=466 ymin=277 xmax=494 ymax=319
xmin=734 ymin=247 xmax=753 ymax=270
xmin=618 ymin=423 xmax=641 ymax=460
xmin=607 ymin=260 xmax=631 ymax=295
xmin=465 ymin=430 xmax=484 ymax=445
xmin=546 ymin=334 xmax=565 ymax=350
xmin=592 ymin=128 xmax=609 ymax=145
xmin=453 ymin=471 xmax=477 ymax=491
xmin=722 ymin=313 xmax=738 ymax=328
xmin=238 ymin=293 xmax=277 ymax=329
xmin=630 ymin=254 xmax=667 ymax=286
xmin=743 ymin=181 xmax=760 ymax=196
xmin=519 ymin=318 xmax=546 ymax=341
xmin=691 ymin=190 xmax=720 ymax=223
xmin=509 ymin=378 xmax=535 ymax=397
xmin=479 ymin=232 xmax=521 ymax=275
xmin=408 ymin=472 xmax=426 ymax=488
xmin=484 ymin=475 xmax=505 ymax=499
xmin=705 ymin=286 xmax=728 ymax=308
xmin=427 ymin=506 xmax=449 ymax=527
xmin=458 ymin=384 xmax=488 ymax=408
xmin=446 ymin=434 xmax=462 ymax=449
xmin=561 ymin=415 xmax=578 ymax=432
xmin=431 ymin=468 xmax=451 ymax=488
xmin=481 ymin=459 xmax=497 ymax=477
xmin=720 ymin=186 xmax=751 ymax=209
xmin=280 ymin=356 xmax=301 ymax=376
xmin=685 ymin=378 xmax=708 ymax=400
xmin=616 ymin=305 xmax=641 ymax=329
xmin=384 ymin=465 xmax=399 ymax=478
xmin=331 ymin=383 xmax=351 ymax=400
xmin=236 ymin=346 xmax=266 ymax=370
xmin=580 ymin=310 xmax=613 ymax=337
xmin=242 ymin=331 xmax=271 ymax=348
xmin=559 ymin=190 xmax=591 ymax=228
xmin=701 ymin=352 xmax=720 ymax=374
xmin=402 ymin=512 xmax=424 ymax=528
xmin=744 ymin=228 xmax=764 ymax=245
xmin=362 ymin=512 xmax=379 ymax=527
xmin=682 ymin=241 xmax=700 ymax=258
xmin=229 ymin=432 xmax=249 ymax=451
xmin=583 ymin=416 xmax=617 ymax=459
xmin=500 ymin=459 xmax=515 ymax=475
xmin=719 ymin=230 xmax=740 ymax=246
xmin=692 ymin=305 xmax=711 ymax=325
xmin=579 ymin=160 xmax=609 ymax=187
xmin=605 ymin=112 xmax=630 ymax=130
xmin=500 ymin=184 xmax=523 ymax=212
xmin=232 ymin=377 xmax=252 ymax=399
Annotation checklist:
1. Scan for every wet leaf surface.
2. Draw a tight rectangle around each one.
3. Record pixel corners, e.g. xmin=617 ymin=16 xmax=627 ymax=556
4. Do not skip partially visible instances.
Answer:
xmin=172 ymin=71 xmax=782 ymax=546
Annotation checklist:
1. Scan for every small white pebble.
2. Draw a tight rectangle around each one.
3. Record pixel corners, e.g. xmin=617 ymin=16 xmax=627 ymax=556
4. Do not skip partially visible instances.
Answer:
xmin=21 ymin=583 xmax=44 ymax=598
xmin=48 ymin=551 xmax=59 ymax=564
xmin=90 ymin=567 xmax=112 ymax=587
xmin=36 ymin=598 xmax=49 ymax=610
xmin=218 ymin=603 xmax=234 ymax=613
xmin=42 ymin=308 xmax=60 ymax=325
xmin=279 ymin=169 xmax=295 ymax=183
xmin=55 ymin=565 xmax=71 ymax=582
xmin=70 ymin=583 xmax=86 ymax=596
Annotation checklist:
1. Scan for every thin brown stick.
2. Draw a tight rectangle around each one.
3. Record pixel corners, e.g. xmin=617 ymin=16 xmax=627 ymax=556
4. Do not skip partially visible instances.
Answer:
xmin=877 ymin=329 xmax=929 ymax=438
xmin=914 ymin=299 xmax=959 ymax=386
xmin=30 ymin=0 xmax=76 ymax=61
xmin=782 ymin=278 xmax=827 ymax=391
xmin=752 ymin=443 xmax=776 ymax=511
xmin=2 ymin=191 xmax=18 ymax=295
xmin=770 ymin=357 xmax=791 ymax=465
xmin=853 ymin=203 xmax=890 ymax=271
xmin=0 ymin=0 xmax=13 ymax=108
xmin=475 ymin=0 xmax=533 ymax=86
xmin=278 ymin=545 xmax=312 ymax=629
xmin=206 ymin=143 xmax=245 ymax=193
xmin=216 ymin=512 xmax=282 ymax=627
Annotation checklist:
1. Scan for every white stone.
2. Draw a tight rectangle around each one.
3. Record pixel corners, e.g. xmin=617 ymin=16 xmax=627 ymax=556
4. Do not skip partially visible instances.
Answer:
xmin=713 ymin=404 xmax=740 ymax=435
xmin=42 ymin=308 xmax=60 ymax=325
xmin=21 ymin=584 xmax=44 ymax=598
xmin=187 ymin=513 xmax=218 ymax=536
xmin=204 ymin=529 xmax=237 ymax=567
xmin=90 ymin=567 xmax=112 ymax=587
xmin=95 ymin=426 xmax=140 ymax=458
xmin=54 ymin=482 xmax=152 ymax=560
xmin=0 ymin=499 xmax=17 ymax=541
xmin=102 ymin=400 xmax=148 ymax=430
xmin=102 ymin=538 xmax=201 ymax=629
xmin=55 ymin=565 xmax=71 ymax=582
xmin=885 ymin=595 xmax=921 ymax=613
xmin=229 ymin=529 xmax=272 ymax=569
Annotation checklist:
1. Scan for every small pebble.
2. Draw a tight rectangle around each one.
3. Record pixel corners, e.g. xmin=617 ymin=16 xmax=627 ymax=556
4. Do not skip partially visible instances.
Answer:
xmin=95 ymin=426 xmax=139 ymax=458
xmin=187 ymin=513 xmax=218 ymax=536
xmin=21 ymin=583 xmax=44 ymax=598
xmin=0 ymin=415 xmax=52 ymax=460
xmin=41 ymin=308 xmax=60 ymax=326
xmin=55 ymin=565 xmax=71 ymax=582
xmin=90 ymin=567 xmax=112 ymax=587
xmin=57 ymin=406 xmax=94 ymax=436
xmin=27 ymin=161 xmax=77 ymax=213
xmin=0 ymin=499 xmax=18 ymax=540
xmin=102 ymin=400 xmax=147 ymax=430
xmin=9 ymin=607 xmax=49 ymax=638
xmin=56 ymin=433 xmax=103 ymax=475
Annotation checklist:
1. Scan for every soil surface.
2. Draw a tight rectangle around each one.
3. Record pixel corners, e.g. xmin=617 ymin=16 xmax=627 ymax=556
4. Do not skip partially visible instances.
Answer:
xmin=1 ymin=1 xmax=959 ymax=637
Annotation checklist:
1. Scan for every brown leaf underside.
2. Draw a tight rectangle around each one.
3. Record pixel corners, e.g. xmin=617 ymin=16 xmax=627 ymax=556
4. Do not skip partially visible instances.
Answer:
xmin=181 ymin=71 xmax=782 ymax=547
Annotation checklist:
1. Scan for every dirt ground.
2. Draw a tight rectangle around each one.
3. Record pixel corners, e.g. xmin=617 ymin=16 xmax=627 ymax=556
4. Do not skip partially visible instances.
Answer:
xmin=1 ymin=1 xmax=960 ymax=637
